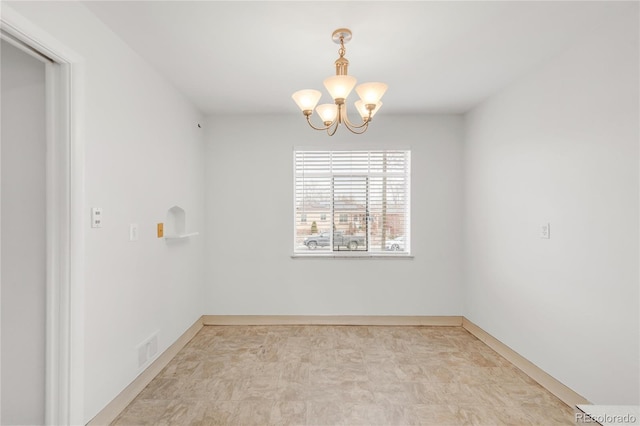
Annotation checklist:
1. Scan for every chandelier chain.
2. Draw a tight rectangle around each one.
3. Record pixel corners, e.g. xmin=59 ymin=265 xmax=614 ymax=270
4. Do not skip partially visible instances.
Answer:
xmin=338 ymin=36 xmax=346 ymax=58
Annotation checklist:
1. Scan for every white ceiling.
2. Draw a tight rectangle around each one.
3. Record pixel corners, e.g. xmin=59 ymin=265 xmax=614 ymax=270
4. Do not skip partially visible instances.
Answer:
xmin=83 ymin=1 xmax=619 ymax=115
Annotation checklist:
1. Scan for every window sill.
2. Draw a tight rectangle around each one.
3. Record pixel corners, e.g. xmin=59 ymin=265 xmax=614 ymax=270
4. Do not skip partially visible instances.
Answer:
xmin=291 ymin=253 xmax=414 ymax=260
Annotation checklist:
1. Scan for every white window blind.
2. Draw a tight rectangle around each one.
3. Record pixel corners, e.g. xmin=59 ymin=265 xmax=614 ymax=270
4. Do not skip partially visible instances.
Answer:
xmin=294 ymin=149 xmax=411 ymax=255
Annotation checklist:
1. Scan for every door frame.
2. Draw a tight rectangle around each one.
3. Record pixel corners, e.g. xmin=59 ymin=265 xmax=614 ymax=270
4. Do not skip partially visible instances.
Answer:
xmin=1 ymin=6 xmax=85 ymax=425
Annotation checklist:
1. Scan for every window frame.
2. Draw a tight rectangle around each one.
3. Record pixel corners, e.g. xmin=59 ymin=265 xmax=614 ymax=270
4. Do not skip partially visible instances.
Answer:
xmin=293 ymin=148 xmax=412 ymax=259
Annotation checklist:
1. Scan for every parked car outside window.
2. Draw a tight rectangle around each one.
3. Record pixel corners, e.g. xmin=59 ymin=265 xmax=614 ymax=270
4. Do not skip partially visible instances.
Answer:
xmin=385 ymin=236 xmax=405 ymax=251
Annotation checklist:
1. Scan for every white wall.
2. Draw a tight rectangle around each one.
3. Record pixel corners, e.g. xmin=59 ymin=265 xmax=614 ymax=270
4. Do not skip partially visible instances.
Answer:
xmin=463 ymin=6 xmax=639 ymax=405
xmin=0 ymin=40 xmax=47 ymax=426
xmin=5 ymin=2 xmax=206 ymax=422
xmin=205 ymin=114 xmax=463 ymax=315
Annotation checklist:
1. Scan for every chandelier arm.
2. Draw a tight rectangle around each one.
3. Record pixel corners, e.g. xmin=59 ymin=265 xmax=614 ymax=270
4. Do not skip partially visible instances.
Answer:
xmin=343 ymin=120 xmax=370 ymax=135
xmin=327 ymin=119 xmax=339 ymax=136
xmin=305 ymin=115 xmax=332 ymax=131
xmin=342 ymin=108 xmax=371 ymax=130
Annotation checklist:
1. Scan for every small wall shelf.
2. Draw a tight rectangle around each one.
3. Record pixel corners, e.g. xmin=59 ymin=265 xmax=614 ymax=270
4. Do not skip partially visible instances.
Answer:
xmin=164 ymin=205 xmax=198 ymax=240
xmin=164 ymin=232 xmax=199 ymax=240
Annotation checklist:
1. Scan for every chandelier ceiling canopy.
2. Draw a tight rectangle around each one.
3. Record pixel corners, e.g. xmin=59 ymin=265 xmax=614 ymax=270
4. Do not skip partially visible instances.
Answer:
xmin=292 ymin=28 xmax=388 ymax=136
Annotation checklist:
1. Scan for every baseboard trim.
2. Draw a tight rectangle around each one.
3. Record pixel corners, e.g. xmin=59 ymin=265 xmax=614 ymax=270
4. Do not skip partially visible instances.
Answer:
xmin=87 ymin=316 xmax=204 ymax=426
xmin=462 ymin=317 xmax=589 ymax=408
xmin=202 ymin=315 xmax=463 ymax=326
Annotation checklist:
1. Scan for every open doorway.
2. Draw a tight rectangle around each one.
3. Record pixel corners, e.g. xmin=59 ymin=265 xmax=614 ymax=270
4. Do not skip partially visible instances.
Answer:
xmin=1 ymin=10 xmax=84 ymax=424
xmin=1 ymin=38 xmax=49 ymax=425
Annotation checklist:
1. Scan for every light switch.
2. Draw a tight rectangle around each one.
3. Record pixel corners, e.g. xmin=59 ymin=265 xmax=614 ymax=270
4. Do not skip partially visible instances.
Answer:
xmin=129 ymin=224 xmax=139 ymax=241
xmin=540 ymin=223 xmax=550 ymax=239
xmin=91 ymin=207 xmax=103 ymax=228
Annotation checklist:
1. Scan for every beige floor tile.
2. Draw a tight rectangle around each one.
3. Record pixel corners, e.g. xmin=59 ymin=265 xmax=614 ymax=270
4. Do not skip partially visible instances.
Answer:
xmin=112 ymin=325 xmax=574 ymax=425
xmin=306 ymin=401 xmax=346 ymax=425
xmin=405 ymin=404 xmax=467 ymax=426
xmin=309 ymin=363 xmax=369 ymax=384
xmin=154 ymin=399 xmax=206 ymax=426
xmin=111 ymin=399 xmax=170 ymax=425
xmin=269 ymin=401 xmax=307 ymax=425
xmin=229 ymin=377 xmax=279 ymax=401
xmin=371 ymin=381 xmax=425 ymax=405
xmin=281 ymin=361 xmax=310 ymax=384
xmin=196 ymin=401 xmax=240 ymax=426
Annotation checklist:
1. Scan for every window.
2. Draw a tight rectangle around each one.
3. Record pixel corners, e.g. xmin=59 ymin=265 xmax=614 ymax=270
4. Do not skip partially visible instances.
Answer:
xmin=294 ymin=149 xmax=410 ymax=255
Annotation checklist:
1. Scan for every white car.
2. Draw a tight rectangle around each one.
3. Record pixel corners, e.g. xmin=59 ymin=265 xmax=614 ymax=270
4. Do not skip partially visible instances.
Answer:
xmin=385 ymin=236 xmax=405 ymax=251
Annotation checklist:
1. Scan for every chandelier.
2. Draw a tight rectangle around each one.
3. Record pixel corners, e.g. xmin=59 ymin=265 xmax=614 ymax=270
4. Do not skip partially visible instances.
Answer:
xmin=291 ymin=28 xmax=388 ymax=136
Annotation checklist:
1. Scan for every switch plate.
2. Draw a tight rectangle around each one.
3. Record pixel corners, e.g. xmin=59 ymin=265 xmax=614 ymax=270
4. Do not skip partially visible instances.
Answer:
xmin=91 ymin=207 xmax=103 ymax=228
xmin=129 ymin=224 xmax=139 ymax=241
xmin=157 ymin=223 xmax=164 ymax=238
xmin=540 ymin=223 xmax=550 ymax=239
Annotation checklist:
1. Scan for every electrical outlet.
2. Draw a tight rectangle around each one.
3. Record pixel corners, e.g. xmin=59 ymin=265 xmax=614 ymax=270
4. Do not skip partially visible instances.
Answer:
xmin=157 ymin=223 xmax=164 ymax=238
xmin=540 ymin=223 xmax=550 ymax=239
xmin=91 ymin=207 xmax=103 ymax=228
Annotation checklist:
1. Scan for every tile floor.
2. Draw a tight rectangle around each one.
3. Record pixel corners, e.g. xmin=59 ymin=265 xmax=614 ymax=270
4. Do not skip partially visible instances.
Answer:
xmin=112 ymin=325 xmax=575 ymax=425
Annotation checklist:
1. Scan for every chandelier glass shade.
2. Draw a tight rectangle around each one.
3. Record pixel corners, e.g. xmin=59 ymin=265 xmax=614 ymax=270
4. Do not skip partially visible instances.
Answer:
xmin=292 ymin=28 xmax=387 ymax=136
